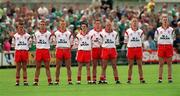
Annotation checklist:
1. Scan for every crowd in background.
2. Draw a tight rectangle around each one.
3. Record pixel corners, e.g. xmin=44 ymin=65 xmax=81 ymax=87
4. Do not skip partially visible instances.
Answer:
xmin=0 ymin=0 xmax=179 ymax=52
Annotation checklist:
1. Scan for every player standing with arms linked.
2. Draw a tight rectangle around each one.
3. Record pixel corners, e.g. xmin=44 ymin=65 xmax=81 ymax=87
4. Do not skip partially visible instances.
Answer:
xmin=33 ymin=19 xmax=53 ymax=86
xmin=75 ymin=22 xmax=92 ymax=84
xmin=124 ymin=17 xmax=146 ymax=84
xmin=155 ymin=14 xmax=175 ymax=83
xmin=99 ymin=20 xmax=120 ymax=84
xmin=53 ymin=19 xmax=73 ymax=85
xmin=12 ymin=20 xmax=31 ymax=86
xmin=89 ymin=19 xmax=103 ymax=84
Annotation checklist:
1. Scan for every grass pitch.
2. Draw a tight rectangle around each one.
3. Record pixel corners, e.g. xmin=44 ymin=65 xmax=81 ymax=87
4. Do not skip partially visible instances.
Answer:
xmin=0 ymin=64 xmax=179 ymax=96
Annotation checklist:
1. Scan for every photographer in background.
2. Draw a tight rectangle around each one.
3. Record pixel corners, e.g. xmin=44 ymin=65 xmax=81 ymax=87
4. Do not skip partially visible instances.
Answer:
xmin=174 ymin=21 xmax=180 ymax=54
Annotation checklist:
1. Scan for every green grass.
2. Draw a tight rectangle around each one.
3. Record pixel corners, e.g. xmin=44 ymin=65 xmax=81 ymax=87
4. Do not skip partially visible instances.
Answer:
xmin=0 ymin=64 xmax=180 ymax=96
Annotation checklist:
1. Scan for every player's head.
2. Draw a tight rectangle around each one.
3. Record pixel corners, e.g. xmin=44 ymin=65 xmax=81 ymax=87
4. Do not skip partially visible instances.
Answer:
xmin=59 ymin=18 xmax=66 ymax=30
xmin=161 ymin=14 xmax=169 ymax=27
xmin=94 ymin=19 xmax=102 ymax=32
xmin=131 ymin=17 xmax=139 ymax=30
xmin=39 ymin=19 xmax=46 ymax=31
xmin=16 ymin=21 xmax=25 ymax=34
xmin=80 ymin=22 xmax=88 ymax=33
xmin=105 ymin=20 xmax=112 ymax=32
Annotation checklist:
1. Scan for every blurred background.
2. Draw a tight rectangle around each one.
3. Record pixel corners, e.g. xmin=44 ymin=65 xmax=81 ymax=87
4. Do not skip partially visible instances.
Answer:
xmin=0 ymin=0 xmax=179 ymax=67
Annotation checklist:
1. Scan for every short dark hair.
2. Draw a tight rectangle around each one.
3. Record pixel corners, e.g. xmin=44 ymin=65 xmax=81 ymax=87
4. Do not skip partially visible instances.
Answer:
xmin=94 ymin=19 xmax=101 ymax=23
xmin=80 ymin=21 xmax=88 ymax=27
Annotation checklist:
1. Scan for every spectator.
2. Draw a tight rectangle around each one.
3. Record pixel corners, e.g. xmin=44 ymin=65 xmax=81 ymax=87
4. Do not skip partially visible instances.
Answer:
xmin=71 ymin=15 xmax=80 ymax=32
xmin=37 ymin=2 xmax=49 ymax=17
xmin=171 ymin=15 xmax=178 ymax=28
xmin=3 ymin=37 xmax=12 ymax=65
xmin=146 ymin=0 xmax=155 ymax=13
xmin=143 ymin=36 xmax=156 ymax=50
xmin=0 ymin=1 xmax=179 ymax=52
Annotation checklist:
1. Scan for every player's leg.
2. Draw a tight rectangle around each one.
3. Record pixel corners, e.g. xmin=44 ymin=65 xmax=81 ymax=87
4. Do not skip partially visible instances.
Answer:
xmin=34 ymin=49 xmax=42 ymax=85
xmin=166 ymin=45 xmax=173 ymax=83
xmin=14 ymin=50 xmax=21 ymax=86
xmin=100 ymin=59 xmax=108 ymax=84
xmin=15 ymin=62 xmax=21 ymax=86
xmin=158 ymin=57 xmax=164 ymax=83
xmin=127 ymin=59 xmax=134 ymax=83
xmin=43 ymin=49 xmax=52 ymax=85
xmin=111 ymin=58 xmax=120 ymax=84
xmin=92 ymin=48 xmax=101 ymax=83
xmin=127 ymin=48 xmax=135 ymax=83
xmin=77 ymin=62 xmax=83 ymax=84
xmin=22 ymin=61 xmax=28 ymax=86
xmin=64 ymin=49 xmax=72 ymax=84
xmin=136 ymin=59 xmax=145 ymax=83
xmin=99 ymin=48 xmax=108 ymax=84
xmin=34 ymin=61 xmax=41 ymax=86
xmin=92 ymin=59 xmax=98 ymax=83
xmin=98 ymin=60 xmax=104 ymax=83
xmin=166 ymin=57 xmax=173 ymax=83
xmin=65 ymin=59 xmax=72 ymax=84
xmin=55 ymin=58 xmax=62 ymax=85
xmin=86 ymin=62 xmax=91 ymax=84
xmin=44 ymin=61 xmax=52 ymax=85
xmin=76 ymin=50 xmax=83 ymax=84
xmin=21 ymin=51 xmax=29 ymax=86
xmin=136 ymin=48 xmax=145 ymax=83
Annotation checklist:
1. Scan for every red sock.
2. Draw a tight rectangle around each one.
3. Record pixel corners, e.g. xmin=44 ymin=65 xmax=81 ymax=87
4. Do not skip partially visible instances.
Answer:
xmin=77 ymin=76 xmax=81 ymax=81
xmin=16 ymin=76 xmax=20 ymax=83
xmin=68 ymin=78 xmax=72 ymax=82
xmin=23 ymin=77 xmax=27 ymax=82
xmin=139 ymin=77 xmax=144 ymax=80
xmin=128 ymin=77 xmax=131 ymax=81
xmin=34 ymin=78 xmax=39 ymax=82
xmin=168 ymin=77 xmax=172 ymax=80
xmin=87 ymin=76 xmax=91 ymax=81
xmin=56 ymin=79 xmax=59 ymax=82
xmin=114 ymin=77 xmax=119 ymax=81
xmin=100 ymin=76 xmax=105 ymax=81
xmin=159 ymin=77 xmax=162 ymax=80
xmin=48 ymin=78 xmax=52 ymax=83
xmin=93 ymin=76 xmax=96 ymax=81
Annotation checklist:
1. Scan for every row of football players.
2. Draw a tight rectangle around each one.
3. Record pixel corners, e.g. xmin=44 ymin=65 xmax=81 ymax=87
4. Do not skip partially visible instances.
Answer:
xmin=12 ymin=14 xmax=175 ymax=86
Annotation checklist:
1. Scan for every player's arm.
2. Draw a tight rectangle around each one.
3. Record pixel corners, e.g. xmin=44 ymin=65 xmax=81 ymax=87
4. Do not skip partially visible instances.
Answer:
xmin=49 ymin=32 xmax=56 ymax=45
xmin=154 ymin=30 xmax=159 ymax=42
xmin=154 ymin=29 xmax=159 ymax=46
xmin=99 ymin=33 xmax=103 ymax=47
xmin=115 ymin=33 xmax=120 ymax=46
xmin=69 ymin=33 xmax=74 ymax=49
xmin=11 ymin=36 xmax=15 ymax=48
xmin=141 ymin=31 xmax=145 ymax=48
xmin=28 ymin=34 xmax=33 ymax=48
xmin=73 ymin=34 xmax=79 ymax=49
xmin=32 ymin=34 xmax=37 ymax=44
xmin=172 ymin=29 xmax=176 ymax=41
xmin=124 ymin=31 xmax=129 ymax=48
xmin=90 ymin=35 xmax=94 ymax=48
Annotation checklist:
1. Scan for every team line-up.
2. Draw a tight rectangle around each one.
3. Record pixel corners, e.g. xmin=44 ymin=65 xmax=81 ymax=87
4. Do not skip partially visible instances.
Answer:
xmin=12 ymin=14 xmax=175 ymax=86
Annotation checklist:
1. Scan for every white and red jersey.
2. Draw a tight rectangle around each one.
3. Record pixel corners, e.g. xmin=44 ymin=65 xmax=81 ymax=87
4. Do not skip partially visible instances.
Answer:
xmin=89 ymin=29 xmax=102 ymax=48
xmin=124 ymin=28 xmax=144 ymax=48
xmin=75 ymin=32 xmax=92 ymax=51
xmin=100 ymin=29 xmax=119 ymax=48
xmin=154 ymin=27 xmax=175 ymax=45
xmin=12 ymin=33 xmax=31 ymax=50
xmin=34 ymin=30 xmax=51 ymax=49
xmin=54 ymin=30 xmax=73 ymax=48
